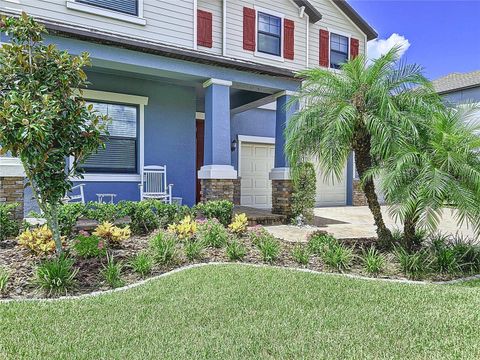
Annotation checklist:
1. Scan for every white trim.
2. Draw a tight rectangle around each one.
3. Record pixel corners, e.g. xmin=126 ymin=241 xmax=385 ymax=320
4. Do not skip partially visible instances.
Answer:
xmin=327 ymin=28 xmax=352 ymax=70
xmin=197 ymin=165 xmax=237 ymax=180
xmin=238 ymin=135 xmax=275 ymax=145
xmin=72 ymin=174 xmax=141 ymax=182
xmin=203 ymin=78 xmax=233 ymax=88
xmin=196 ymin=112 xmax=205 ymax=120
xmin=66 ymin=1 xmax=147 ymax=26
xmin=269 ymin=167 xmax=291 ymax=180
xmin=80 ymin=89 xmax=149 ymax=105
xmin=254 ymin=6 xmax=285 ymax=62
xmin=0 ymin=157 xmax=25 ymax=177
xmin=222 ymin=0 xmax=227 ymax=56
xmin=327 ymin=0 xmax=374 ymax=40
xmin=193 ymin=0 xmax=198 ymax=50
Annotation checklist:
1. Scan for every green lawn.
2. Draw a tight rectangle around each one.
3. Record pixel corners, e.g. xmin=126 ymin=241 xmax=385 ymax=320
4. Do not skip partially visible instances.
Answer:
xmin=1 ymin=265 xmax=480 ymax=359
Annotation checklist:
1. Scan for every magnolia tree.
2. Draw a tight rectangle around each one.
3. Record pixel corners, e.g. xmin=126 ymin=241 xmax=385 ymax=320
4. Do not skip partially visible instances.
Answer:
xmin=0 ymin=13 xmax=107 ymax=254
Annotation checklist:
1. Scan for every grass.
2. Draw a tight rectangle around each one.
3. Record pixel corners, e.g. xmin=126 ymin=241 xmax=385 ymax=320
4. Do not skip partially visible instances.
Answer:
xmin=1 ymin=264 xmax=480 ymax=359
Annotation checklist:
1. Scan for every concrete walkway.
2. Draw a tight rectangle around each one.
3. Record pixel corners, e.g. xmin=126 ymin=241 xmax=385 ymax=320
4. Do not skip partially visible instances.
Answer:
xmin=265 ymin=206 xmax=478 ymax=243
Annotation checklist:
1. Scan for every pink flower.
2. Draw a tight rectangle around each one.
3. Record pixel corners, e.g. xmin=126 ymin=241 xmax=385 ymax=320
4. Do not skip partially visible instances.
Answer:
xmin=97 ymin=240 xmax=104 ymax=250
xmin=79 ymin=230 xmax=90 ymax=237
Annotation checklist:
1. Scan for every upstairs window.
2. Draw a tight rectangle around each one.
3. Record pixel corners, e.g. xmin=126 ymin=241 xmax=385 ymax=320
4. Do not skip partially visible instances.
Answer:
xmin=330 ymin=33 xmax=349 ymax=69
xmin=257 ymin=12 xmax=282 ymax=56
xmin=77 ymin=0 xmax=138 ymax=16
xmin=81 ymin=101 xmax=138 ymax=174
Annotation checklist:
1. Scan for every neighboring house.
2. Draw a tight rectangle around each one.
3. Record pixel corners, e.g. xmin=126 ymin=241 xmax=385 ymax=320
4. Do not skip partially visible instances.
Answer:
xmin=432 ymin=70 xmax=480 ymax=104
xmin=0 ymin=0 xmax=376 ymax=215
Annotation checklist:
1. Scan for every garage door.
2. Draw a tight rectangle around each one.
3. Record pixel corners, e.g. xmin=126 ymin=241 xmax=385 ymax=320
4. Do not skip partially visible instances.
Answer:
xmin=240 ymin=141 xmax=347 ymax=208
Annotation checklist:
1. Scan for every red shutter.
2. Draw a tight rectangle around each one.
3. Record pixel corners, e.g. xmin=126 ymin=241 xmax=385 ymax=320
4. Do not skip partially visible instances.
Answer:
xmin=350 ymin=38 xmax=359 ymax=59
xmin=319 ymin=29 xmax=329 ymax=67
xmin=197 ymin=10 xmax=213 ymax=48
xmin=284 ymin=19 xmax=295 ymax=60
xmin=243 ymin=7 xmax=256 ymax=51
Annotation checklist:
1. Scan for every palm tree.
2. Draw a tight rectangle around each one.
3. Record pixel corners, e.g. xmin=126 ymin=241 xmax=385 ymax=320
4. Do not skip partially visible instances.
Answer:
xmin=285 ymin=46 xmax=440 ymax=246
xmin=378 ymin=105 xmax=480 ymax=249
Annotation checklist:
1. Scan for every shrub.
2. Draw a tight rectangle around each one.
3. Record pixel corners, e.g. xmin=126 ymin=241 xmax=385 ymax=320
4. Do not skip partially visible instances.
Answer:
xmin=226 ymin=239 xmax=247 ymax=261
xmin=17 ymin=225 xmax=58 ymax=255
xmin=292 ymin=245 xmax=310 ymax=266
xmin=86 ymin=202 xmax=125 ymax=223
xmin=248 ymin=226 xmax=271 ymax=246
xmin=321 ymin=243 xmax=354 ymax=272
xmin=291 ymin=162 xmax=316 ymax=223
xmin=101 ymin=255 xmax=124 ymax=288
xmin=120 ymin=201 xmax=160 ymax=235
xmin=198 ymin=219 xmax=229 ymax=248
xmin=395 ymin=247 xmax=432 ymax=279
xmin=129 ymin=252 xmax=153 ymax=277
xmin=361 ymin=247 xmax=385 ymax=275
xmin=73 ymin=235 xmax=106 ymax=258
xmin=149 ymin=232 xmax=177 ymax=265
xmin=429 ymin=234 xmax=480 ymax=274
xmin=256 ymin=234 xmax=281 ymax=263
xmin=184 ymin=240 xmax=205 ymax=261
xmin=434 ymin=246 xmax=460 ymax=274
xmin=93 ymin=222 xmax=131 ymax=247
xmin=0 ymin=267 xmax=10 ymax=294
xmin=35 ymin=255 xmax=78 ymax=295
xmin=195 ymin=200 xmax=233 ymax=227
xmin=57 ymin=203 xmax=87 ymax=237
xmin=0 ymin=203 xmax=20 ymax=241
xmin=228 ymin=213 xmax=248 ymax=235
xmin=307 ymin=231 xmax=337 ymax=255
xmin=168 ymin=216 xmax=197 ymax=241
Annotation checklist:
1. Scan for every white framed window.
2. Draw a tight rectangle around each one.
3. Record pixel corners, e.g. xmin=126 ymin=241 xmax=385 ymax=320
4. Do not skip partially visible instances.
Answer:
xmin=330 ymin=33 xmax=349 ymax=69
xmin=254 ymin=6 xmax=285 ymax=62
xmin=66 ymin=0 xmax=146 ymax=26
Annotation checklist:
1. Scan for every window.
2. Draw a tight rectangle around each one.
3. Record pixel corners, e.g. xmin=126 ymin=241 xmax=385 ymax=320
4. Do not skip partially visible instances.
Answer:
xmin=81 ymin=102 xmax=138 ymax=174
xmin=77 ymin=0 xmax=138 ymax=16
xmin=257 ymin=12 xmax=282 ymax=56
xmin=330 ymin=33 xmax=349 ymax=69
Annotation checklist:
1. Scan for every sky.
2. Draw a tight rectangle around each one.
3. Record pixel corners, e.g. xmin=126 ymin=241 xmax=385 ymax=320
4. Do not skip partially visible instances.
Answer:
xmin=349 ymin=0 xmax=480 ymax=80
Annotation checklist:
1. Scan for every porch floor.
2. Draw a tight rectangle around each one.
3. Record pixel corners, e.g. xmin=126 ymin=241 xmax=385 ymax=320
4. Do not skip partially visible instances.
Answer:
xmin=234 ymin=206 xmax=287 ymax=226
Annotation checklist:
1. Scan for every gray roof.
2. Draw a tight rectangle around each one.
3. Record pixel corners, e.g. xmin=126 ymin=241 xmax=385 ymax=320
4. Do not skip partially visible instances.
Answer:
xmin=432 ymin=70 xmax=480 ymax=94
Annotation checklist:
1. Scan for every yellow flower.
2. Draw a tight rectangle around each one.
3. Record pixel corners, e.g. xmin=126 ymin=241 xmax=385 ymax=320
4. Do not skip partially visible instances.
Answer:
xmin=228 ymin=213 xmax=248 ymax=235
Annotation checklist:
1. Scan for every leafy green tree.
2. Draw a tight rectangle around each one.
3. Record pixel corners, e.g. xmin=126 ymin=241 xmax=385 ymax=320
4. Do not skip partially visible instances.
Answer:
xmin=0 ymin=13 xmax=107 ymax=253
xmin=377 ymin=105 xmax=480 ymax=249
xmin=291 ymin=162 xmax=316 ymax=223
xmin=285 ymin=46 xmax=441 ymax=246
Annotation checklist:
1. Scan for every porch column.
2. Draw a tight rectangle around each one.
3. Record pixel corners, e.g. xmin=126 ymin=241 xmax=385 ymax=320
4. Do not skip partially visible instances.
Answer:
xmin=198 ymin=78 xmax=238 ymax=203
xmin=269 ymin=92 xmax=298 ymax=217
xmin=0 ymin=157 xmax=25 ymax=220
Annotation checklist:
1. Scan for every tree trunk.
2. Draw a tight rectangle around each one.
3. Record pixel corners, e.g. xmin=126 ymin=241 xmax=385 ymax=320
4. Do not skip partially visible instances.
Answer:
xmin=403 ymin=216 xmax=417 ymax=251
xmin=50 ymin=203 xmax=63 ymax=254
xmin=353 ymin=134 xmax=393 ymax=247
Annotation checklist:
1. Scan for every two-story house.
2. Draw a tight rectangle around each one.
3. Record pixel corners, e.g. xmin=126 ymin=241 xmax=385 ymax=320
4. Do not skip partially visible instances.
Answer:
xmin=0 ymin=0 xmax=377 ymax=216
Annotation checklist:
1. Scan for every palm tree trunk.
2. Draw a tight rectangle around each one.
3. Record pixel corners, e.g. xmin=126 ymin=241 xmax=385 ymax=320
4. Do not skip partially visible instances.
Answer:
xmin=353 ymin=134 xmax=393 ymax=247
xmin=403 ymin=217 xmax=416 ymax=251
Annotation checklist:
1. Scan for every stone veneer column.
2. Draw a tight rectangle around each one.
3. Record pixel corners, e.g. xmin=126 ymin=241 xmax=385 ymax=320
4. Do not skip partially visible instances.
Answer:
xmin=198 ymin=79 xmax=238 ymax=203
xmin=0 ymin=157 xmax=25 ymax=219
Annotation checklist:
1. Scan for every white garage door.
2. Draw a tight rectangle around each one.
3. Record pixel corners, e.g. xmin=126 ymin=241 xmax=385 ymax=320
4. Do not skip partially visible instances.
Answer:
xmin=240 ymin=141 xmax=347 ymax=208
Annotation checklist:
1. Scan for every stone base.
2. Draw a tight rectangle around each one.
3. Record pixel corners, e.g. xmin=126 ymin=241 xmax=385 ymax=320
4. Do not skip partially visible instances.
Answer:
xmin=271 ymin=179 xmax=294 ymax=217
xmin=0 ymin=176 xmax=24 ymax=219
xmin=233 ymin=178 xmax=241 ymax=206
xmin=200 ymin=179 xmax=236 ymax=203
xmin=352 ymin=179 xmax=368 ymax=206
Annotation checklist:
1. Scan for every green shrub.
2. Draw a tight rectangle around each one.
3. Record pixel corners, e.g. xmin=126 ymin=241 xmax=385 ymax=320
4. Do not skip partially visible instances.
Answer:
xmin=57 ymin=203 xmax=87 ymax=237
xmin=395 ymin=247 xmax=431 ymax=279
xmin=0 ymin=203 xmax=20 ymax=241
xmin=149 ymin=232 xmax=177 ymax=265
xmin=86 ymin=202 xmax=125 ymax=223
xmin=248 ymin=226 xmax=273 ymax=246
xmin=291 ymin=162 xmax=316 ymax=223
xmin=429 ymin=234 xmax=480 ymax=274
xmin=129 ymin=252 xmax=153 ymax=277
xmin=117 ymin=201 xmax=158 ymax=235
xmin=0 ymin=267 xmax=10 ymax=294
xmin=434 ymin=246 xmax=460 ymax=274
xmin=101 ymin=255 xmax=124 ymax=288
xmin=73 ymin=235 xmax=106 ymax=258
xmin=256 ymin=234 xmax=281 ymax=263
xmin=35 ymin=255 xmax=78 ymax=295
xmin=391 ymin=228 xmax=427 ymax=249
xmin=226 ymin=239 xmax=247 ymax=261
xmin=361 ymin=247 xmax=385 ymax=275
xmin=195 ymin=200 xmax=233 ymax=227
xmin=184 ymin=240 xmax=205 ymax=261
xmin=307 ymin=232 xmax=337 ymax=255
xmin=292 ymin=245 xmax=310 ymax=266
xmin=321 ymin=243 xmax=354 ymax=271
xmin=198 ymin=219 xmax=229 ymax=248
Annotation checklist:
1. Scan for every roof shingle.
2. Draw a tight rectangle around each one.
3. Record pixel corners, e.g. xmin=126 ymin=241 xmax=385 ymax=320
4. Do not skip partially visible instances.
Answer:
xmin=432 ymin=70 xmax=480 ymax=94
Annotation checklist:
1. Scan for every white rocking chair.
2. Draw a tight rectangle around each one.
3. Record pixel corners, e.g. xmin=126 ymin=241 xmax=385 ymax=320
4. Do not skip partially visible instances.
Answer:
xmin=64 ymin=184 xmax=86 ymax=204
xmin=139 ymin=165 xmax=173 ymax=204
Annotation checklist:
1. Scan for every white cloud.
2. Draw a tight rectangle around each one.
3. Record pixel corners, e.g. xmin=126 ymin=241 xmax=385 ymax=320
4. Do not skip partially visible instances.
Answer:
xmin=367 ymin=33 xmax=411 ymax=62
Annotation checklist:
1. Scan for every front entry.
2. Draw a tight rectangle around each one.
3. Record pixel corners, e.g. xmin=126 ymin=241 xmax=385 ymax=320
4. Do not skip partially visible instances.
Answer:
xmin=195 ymin=119 xmax=204 ymax=204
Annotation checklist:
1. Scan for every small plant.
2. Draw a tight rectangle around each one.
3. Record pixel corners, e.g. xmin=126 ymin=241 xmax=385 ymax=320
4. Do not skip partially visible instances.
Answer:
xmin=101 ymin=255 xmax=124 ymax=288
xmin=57 ymin=203 xmax=87 ymax=237
xmin=0 ymin=267 xmax=10 ymax=294
xmin=307 ymin=231 xmax=337 ymax=255
xmin=130 ymin=252 xmax=153 ymax=277
xmin=434 ymin=247 xmax=460 ymax=274
xmin=195 ymin=200 xmax=233 ymax=227
xmin=256 ymin=234 xmax=281 ymax=263
xmin=361 ymin=247 xmax=385 ymax=275
xmin=86 ymin=202 xmax=125 ymax=223
xmin=321 ymin=242 xmax=354 ymax=272
xmin=0 ymin=203 xmax=20 ymax=241
xmin=184 ymin=240 xmax=205 ymax=261
xmin=248 ymin=226 xmax=271 ymax=246
xmin=228 ymin=213 xmax=248 ymax=235
xmin=395 ymin=247 xmax=431 ymax=279
xmin=93 ymin=222 xmax=131 ymax=246
xmin=73 ymin=235 xmax=106 ymax=258
xmin=168 ymin=215 xmax=197 ymax=240
xmin=149 ymin=232 xmax=177 ymax=265
xmin=17 ymin=225 xmax=58 ymax=255
xmin=292 ymin=245 xmax=310 ymax=266
xmin=198 ymin=219 xmax=229 ymax=248
xmin=291 ymin=162 xmax=316 ymax=222
xmin=226 ymin=239 xmax=247 ymax=261
xmin=120 ymin=201 xmax=160 ymax=235
xmin=35 ymin=255 xmax=78 ymax=295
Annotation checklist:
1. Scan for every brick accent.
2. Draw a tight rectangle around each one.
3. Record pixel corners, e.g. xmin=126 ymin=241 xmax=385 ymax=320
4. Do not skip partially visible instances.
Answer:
xmin=233 ymin=178 xmax=241 ymax=205
xmin=271 ymin=179 xmax=294 ymax=218
xmin=352 ymin=178 xmax=368 ymax=206
xmin=200 ymin=179 xmax=236 ymax=203
xmin=0 ymin=176 xmax=24 ymax=219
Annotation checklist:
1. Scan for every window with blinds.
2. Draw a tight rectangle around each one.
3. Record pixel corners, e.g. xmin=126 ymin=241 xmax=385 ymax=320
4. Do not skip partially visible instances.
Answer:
xmin=81 ymin=101 xmax=138 ymax=174
xmin=77 ymin=0 xmax=138 ymax=16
